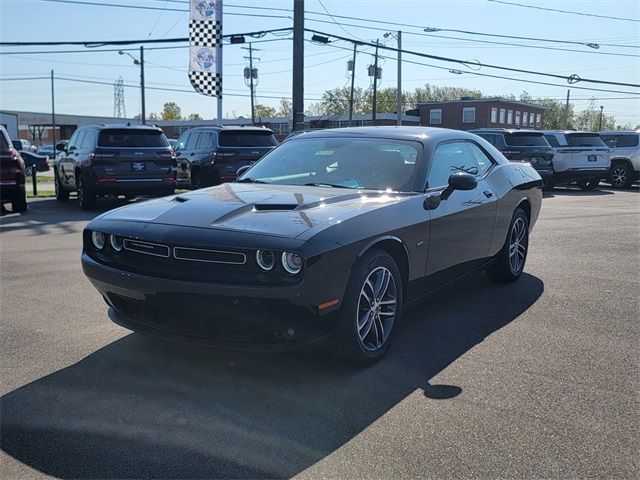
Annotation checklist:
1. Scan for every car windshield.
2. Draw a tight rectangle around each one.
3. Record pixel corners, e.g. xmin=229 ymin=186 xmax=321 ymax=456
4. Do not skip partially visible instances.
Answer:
xmin=600 ymin=134 xmax=639 ymax=148
xmin=566 ymin=134 xmax=607 ymax=147
xmin=505 ymin=133 xmax=549 ymax=147
xmin=97 ymin=129 xmax=169 ymax=148
xmin=219 ymin=130 xmax=277 ymax=147
xmin=240 ymin=137 xmax=420 ymax=191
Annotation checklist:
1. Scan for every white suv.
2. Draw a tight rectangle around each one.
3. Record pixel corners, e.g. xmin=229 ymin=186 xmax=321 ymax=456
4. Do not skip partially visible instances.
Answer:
xmin=599 ymin=131 xmax=639 ymax=189
xmin=541 ymin=131 xmax=611 ymax=190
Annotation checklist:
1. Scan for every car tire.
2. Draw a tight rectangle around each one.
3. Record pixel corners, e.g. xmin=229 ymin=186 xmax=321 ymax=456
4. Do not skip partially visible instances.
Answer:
xmin=54 ymin=171 xmax=69 ymax=201
xmin=609 ymin=162 xmax=633 ymax=189
xmin=576 ymin=178 xmax=600 ymax=191
xmin=486 ymin=208 xmax=529 ymax=283
xmin=77 ymin=175 xmax=96 ymax=210
xmin=542 ymin=178 xmax=555 ymax=191
xmin=191 ymin=168 xmax=203 ymax=189
xmin=11 ymin=191 xmax=27 ymax=213
xmin=332 ymin=249 xmax=403 ymax=366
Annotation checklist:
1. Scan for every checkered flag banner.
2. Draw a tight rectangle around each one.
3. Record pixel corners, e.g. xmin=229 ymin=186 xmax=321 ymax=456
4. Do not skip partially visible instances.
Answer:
xmin=189 ymin=1 xmax=222 ymax=98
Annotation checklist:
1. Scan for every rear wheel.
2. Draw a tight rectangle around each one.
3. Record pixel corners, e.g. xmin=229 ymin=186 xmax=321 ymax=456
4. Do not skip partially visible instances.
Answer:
xmin=487 ymin=208 xmax=529 ymax=283
xmin=54 ymin=171 xmax=69 ymax=201
xmin=542 ymin=177 xmax=555 ymax=191
xmin=332 ymin=249 xmax=402 ymax=366
xmin=11 ymin=191 xmax=27 ymax=213
xmin=576 ymin=178 xmax=600 ymax=191
xmin=77 ymin=175 xmax=96 ymax=210
xmin=190 ymin=168 xmax=203 ymax=189
xmin=609 ymin=162 xmax=633 ymax=189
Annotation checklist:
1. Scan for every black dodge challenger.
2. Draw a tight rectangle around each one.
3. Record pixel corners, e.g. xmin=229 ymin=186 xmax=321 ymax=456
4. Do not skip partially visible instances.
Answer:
xmin=82 ymin=127 xmax=542 ymax=365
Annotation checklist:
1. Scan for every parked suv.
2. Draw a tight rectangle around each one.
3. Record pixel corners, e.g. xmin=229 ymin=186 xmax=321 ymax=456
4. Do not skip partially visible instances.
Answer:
xmin=54 ymin=124 xmax=176 ymax=210
xmin=1 ymin=125 xmax=27 ymax=212
xmin=174 ymin=126 xmax=277 ymax=188
xmin=470 ymin=129 xmax=554 ymax=188
xmin=542 ymin=131 xmax=611 ymax=190
xmin=11 ymin=139 xmax=35 ymax=153
xmin=599 ymin=130 xmax=639 ymax=189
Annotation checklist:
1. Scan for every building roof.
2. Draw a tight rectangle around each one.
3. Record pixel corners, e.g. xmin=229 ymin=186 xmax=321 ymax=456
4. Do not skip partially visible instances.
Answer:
xmin=416 ymin=98 xmax=550 ymax=111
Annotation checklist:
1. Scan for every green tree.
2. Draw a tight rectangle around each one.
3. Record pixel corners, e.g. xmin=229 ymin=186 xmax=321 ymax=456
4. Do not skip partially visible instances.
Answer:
xmin=574 ymin=104 xmax=616 ymax=131
xmin=277 ymin=98 xmax=292 ymax=117
xmin=161 ymin=102 xmax=182 ymax=120
xmin=255 ymin=104 xmax=277 ymax=119
xmin=148 ymin=112 xmax=160 ymax=121
xmin=187 ymin=113 xmax=203 ymax=121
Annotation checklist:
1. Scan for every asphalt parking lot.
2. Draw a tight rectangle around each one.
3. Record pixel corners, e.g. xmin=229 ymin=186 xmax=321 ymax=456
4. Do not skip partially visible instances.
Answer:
xmin=1 ymin=186 xmax=638 ymax=479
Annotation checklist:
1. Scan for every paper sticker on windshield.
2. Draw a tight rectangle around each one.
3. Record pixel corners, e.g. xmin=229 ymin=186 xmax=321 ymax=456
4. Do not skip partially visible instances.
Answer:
xmin=314 ymin=150 xmax=335 ymax=156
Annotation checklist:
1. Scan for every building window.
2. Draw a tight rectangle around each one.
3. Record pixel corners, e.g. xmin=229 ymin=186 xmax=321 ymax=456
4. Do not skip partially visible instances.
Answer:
xmin=536 ymin=113 xmax=542 ymax=127
xmin=499 ymin=108 xmax=506 ymax=124
xmin=462 ymin=107 xmax=476 ymax=124
xmin=507 ymin=110 xmax=513 ymax=124
xmin=522 ymin=112 xmax=528 ymax=126
xmin=515 ymin=111 xmax=521 ymax=126
xmin=430 ymin=108 xmax=442 ymax=125
xmin=490 ymin=107 xmax=498 ymax=123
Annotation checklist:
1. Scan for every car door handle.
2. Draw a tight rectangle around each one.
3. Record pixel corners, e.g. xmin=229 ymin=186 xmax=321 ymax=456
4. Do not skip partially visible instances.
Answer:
xmin=483 ymin=190 xmax=493 ymax=198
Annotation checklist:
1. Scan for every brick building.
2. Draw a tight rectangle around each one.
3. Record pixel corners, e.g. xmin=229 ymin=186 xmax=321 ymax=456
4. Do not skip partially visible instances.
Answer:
xmin=411 ymin=98 xmax=548 ymax=131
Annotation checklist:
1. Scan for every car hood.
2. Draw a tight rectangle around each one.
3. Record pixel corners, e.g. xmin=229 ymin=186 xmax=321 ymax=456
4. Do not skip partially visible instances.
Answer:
xmin=97 ymin=183 xmax=413 ymax=239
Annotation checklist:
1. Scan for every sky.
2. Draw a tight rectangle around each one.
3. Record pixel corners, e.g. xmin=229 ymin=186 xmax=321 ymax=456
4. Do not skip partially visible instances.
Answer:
xmin=1 ymin=0 xmax=639 ymax=126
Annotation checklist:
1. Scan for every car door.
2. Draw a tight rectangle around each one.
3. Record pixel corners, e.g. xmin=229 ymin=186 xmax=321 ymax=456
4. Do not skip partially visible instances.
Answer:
xmin=61 ymin=129 xmax=83 ymax=188
xmin=174 ymin=132 xmax=191 ymax=184
xmin=425 ymin=140 xmax=498 ymax=279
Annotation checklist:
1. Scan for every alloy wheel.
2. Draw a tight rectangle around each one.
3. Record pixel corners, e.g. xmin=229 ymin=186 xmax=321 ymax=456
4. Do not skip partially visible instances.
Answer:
xmin=508 ymin=217 xmax=527 ymax=274
xmin=356 ymin=266 xmax=397 ymax=351
xmin=611 ymin=167 xmax=627 ymax=187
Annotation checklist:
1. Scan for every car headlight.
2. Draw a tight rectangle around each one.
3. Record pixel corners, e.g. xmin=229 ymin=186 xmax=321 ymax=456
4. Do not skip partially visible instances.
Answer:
xmin=91 ymin=231 xmax=106 ymax=250
xmin=281 ymin=252 xmax=303 ymax=274
xmin=109 ymin=234 xmax=123 ymax=252
xmin=256 ymin=250 xmax=275 ymax=271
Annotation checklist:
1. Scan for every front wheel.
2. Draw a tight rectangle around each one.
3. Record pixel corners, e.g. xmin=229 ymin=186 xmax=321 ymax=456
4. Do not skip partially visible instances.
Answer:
xmin=487 ymin=208 xmax=529 ymax=283
xmin=576 ymin=178 xmax=600 ymax=191
xmin=609 ymin=163 xmax=634 ymax=189
xmin=11 ymin=191 xmax=27 ymax=213
xmin=77 ymin=175 xmax=96 ymax=210
xmin=332 ymin=249 xmax=402 ymax=366
xmin=55 ymin=171 xmax=69 ymax=201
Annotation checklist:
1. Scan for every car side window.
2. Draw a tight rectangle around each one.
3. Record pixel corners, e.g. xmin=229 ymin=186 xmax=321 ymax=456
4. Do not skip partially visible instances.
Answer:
xmin=68 ymin=130 xmax=80 ymax=150
xmin=197 ymin=132 xmax=214 ymax=150
xmin=478 ymin=134 xmax=496 ymax=146
xmin=428 ymin=141 xmax=479 ymax=189
xmin=174 ymin=133 xmax=190 ymax=151
xmin=70 ymin=130 xmax=85 ymax=151
xmin=81 ymin=130 xmax=97 ymax=150
xmin=465 ymin=142 xmax=493 ymax=177
xmin=186 ymin=132 xmax=200 ymax=150
xmin=544 ymin=134 xmax=560 ymax=148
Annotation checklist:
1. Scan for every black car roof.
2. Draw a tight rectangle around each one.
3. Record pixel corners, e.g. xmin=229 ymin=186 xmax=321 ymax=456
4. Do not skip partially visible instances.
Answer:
xmin=290 ymin=126 xmax=481 ymax=143
xmin=470 ymin=128 xmax=543 ymax=135
xmin=80 ymin=124 xmax=165 ymax=132
xmin=184 ymin=126 xmax=275 ymax=134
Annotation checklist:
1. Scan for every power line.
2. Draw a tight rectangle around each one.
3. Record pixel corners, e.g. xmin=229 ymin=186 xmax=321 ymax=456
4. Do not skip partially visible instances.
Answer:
xmin=306 ymin=29 xmax=640 ymax=89
xmin=486 ymin=0 xmax=640 ymax=23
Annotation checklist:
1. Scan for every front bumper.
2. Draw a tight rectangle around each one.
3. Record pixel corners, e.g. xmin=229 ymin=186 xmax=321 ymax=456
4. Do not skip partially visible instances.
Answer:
xmin=82 ymin=253 xmax=336 ymax=349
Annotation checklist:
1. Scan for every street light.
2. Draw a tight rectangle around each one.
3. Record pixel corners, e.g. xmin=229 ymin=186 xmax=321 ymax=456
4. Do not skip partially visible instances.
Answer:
xmin=599 ymin=105 xmax=604 ymax=131
xmin=384 ymin=30 xmax=402 ymax=126
xmin=119 ymin=46 xmax=146 ymax=124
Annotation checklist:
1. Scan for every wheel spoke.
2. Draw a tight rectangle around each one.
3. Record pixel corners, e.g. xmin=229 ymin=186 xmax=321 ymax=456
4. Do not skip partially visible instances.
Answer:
xmin=358 ymin=311 xmax=373 ymax=338
xmin=373 ymin=315 xmax=384 ymax=347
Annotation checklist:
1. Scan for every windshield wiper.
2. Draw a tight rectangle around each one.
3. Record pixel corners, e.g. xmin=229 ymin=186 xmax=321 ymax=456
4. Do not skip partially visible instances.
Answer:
xmin=236 ymin=177 xmax=270 ymax=184
xmin=304 ymin=182 xmax=357 ymax=189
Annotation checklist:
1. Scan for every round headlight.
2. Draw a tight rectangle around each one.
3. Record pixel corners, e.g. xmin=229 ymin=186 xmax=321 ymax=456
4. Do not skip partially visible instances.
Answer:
xmin=109 ymin=234 xmax=123 ymax=252
xmin=91 ymin=231 xmax=106 ymax=250
xmin=282 ymin=252 xmax=303 ymax=274
xmin=256 ymin=250 xmax=275 ymax=271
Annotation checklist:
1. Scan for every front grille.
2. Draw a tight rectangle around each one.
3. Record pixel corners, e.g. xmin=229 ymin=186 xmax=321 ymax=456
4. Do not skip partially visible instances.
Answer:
xmin=173 ymin=247 xmax=246 ymax=265
xmin=124 ymin=239 xmax=170 ymax=257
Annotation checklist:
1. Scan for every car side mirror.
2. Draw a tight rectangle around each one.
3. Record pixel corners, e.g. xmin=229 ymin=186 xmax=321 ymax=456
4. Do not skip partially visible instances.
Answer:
xmin=174 ymin=150 xmax=181 ymax=157
xmin=236 ymin=165 xmax=251 ymax=178
xmin=441 ymin=172 xmax=477 ymax=200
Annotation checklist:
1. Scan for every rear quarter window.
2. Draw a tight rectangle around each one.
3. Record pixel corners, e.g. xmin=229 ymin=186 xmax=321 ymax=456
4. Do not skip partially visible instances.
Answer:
xmin=97 ymin=129 xmax=169 ymax=148
xmin=219 ymin=131 xmax=277 ymax=147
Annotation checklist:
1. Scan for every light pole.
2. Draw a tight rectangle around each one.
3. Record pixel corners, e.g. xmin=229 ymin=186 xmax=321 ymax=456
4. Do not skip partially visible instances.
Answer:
xmin=119 ymin=46 xmax=146 ymax=124
xmin=598 ymin=105 xmax=604 ymax=131
xmin=384 ymin=30 xmax=402 ymax=126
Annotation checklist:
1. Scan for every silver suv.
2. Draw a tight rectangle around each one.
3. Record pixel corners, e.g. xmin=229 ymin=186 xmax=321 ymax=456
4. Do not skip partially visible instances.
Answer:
xmin=542 ymin=131 xmax=611 ymax=191
xmin=599 ymin=131 xmax=639 ymax=189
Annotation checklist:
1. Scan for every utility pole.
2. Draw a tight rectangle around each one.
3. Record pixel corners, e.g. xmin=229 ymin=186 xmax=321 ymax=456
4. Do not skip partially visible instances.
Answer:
xmin=348 ymin=43 xmax=357 ymax=127
xmin=292 ymin=0 xmax=304 ymax=132
xmin=396 ymin=31 xmax=402 ymax=125
xmin=564 ymin=89 xmax=570 ymax=129
xmin=242 ymin=44 xmax=259 ymax=125
xmin=372 ymin=39 xmax=379 ymax=123
xmin=50 ymin=70 xmax=56 ymax=152
xmin=140 ymin=46 xmax=146 ymax=124
xmin=598 ymin=105 xmax=604 ymax=131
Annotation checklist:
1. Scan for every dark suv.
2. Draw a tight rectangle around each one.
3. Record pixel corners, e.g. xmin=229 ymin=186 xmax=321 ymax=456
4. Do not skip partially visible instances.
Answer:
xmin=1 ymin=125 xmax=27 ymax=212
xmin=470 ymin=129 xmax=554 ymax=187
xmin=174 ymin=126 xmax=277 ymax=188
xmin=55 ymin=124 xmax=176 ymax=210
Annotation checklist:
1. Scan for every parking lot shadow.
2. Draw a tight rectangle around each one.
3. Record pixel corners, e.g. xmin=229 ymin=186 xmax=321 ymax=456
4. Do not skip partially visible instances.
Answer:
xmin=1 ymin=273 xmax=543 ymax=479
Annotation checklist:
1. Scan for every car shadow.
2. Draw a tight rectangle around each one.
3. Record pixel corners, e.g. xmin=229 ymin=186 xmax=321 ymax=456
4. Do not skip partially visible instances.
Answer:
xmin=1 ymin=273 xmax=544 ymax=479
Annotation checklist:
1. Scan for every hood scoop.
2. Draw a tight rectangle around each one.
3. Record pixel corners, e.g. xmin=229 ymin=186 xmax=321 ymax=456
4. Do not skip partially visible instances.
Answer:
xmin=253 ymin=203 xmax=298 ymax=211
